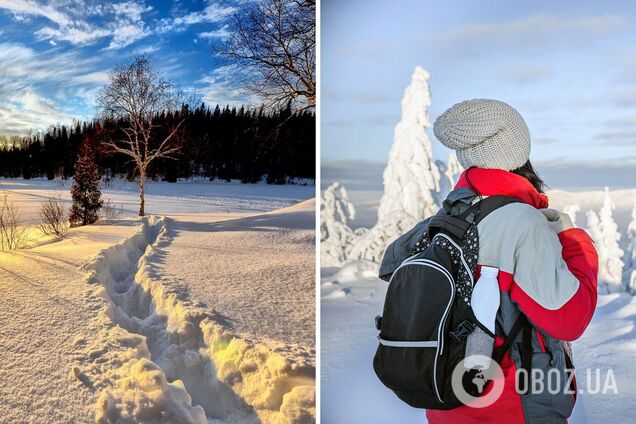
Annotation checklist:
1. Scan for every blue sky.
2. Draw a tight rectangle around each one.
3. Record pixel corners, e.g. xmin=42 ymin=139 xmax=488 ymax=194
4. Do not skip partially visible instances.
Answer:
xmin=0 ymin=0 xmax=248 ymax=137
xmin=322 ymin=0 xmax=636 ymax=189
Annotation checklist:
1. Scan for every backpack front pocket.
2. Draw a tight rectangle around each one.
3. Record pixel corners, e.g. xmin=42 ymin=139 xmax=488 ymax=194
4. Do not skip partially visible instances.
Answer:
xmin=373 ymin=259 xmax=455 ymax=404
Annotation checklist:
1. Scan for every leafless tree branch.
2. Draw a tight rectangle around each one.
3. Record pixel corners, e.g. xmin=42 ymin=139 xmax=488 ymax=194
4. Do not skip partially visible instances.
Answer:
xmin=216 ymin=0 xmax=315 ymax=111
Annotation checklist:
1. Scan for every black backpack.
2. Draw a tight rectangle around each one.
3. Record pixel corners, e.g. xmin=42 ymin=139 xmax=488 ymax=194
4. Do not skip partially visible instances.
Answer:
xmin=373 ymin=192 xmax=529 ymax=410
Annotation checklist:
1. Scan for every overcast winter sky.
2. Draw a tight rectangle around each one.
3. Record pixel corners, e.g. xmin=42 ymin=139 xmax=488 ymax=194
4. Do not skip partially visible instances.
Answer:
xmin=0 ymin=0 xmax=246 ymax=137
xmin=322 ymin=0 xmax=636 ymax=189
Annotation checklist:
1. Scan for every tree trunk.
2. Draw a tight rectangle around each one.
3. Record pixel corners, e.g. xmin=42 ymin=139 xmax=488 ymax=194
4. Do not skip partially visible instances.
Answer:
xmin=139 ymin=171 xmax=146 ymax=217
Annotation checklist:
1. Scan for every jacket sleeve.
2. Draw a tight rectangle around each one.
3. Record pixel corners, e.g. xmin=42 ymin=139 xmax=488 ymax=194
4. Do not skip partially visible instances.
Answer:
xmin=510 ymin=222 xmax=598 ymax=341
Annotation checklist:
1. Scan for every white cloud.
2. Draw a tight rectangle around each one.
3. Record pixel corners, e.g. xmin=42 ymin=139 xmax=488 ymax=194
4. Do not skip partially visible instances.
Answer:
xmin=196 ymin=64 xmax=257 ymax=106
xmin=0 ymin=42 xmax=106 ymax=136
xmin=1 ymin=0 xmax=153 ymax=49
xmin=158 ymin=2 xmax=236 ymax=34
xmin=106 ymin=22 xmax=149 ymax=50
xmin=35 ymin=23 xmax=111 ymax=45
xmin=0 ymin=0 xmax=71 ymax=26
xmin=112 ymin=1 xmax=152 ymax=21
xmin=173 ymin=3 xmax=236 ymax=26
xmin=198 ymin=25 xmax=230 ymax=39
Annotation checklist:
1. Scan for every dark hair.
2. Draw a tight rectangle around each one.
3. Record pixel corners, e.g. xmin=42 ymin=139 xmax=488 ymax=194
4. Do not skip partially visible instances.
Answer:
xmin=511 ymin=160 xmax=547 ymax=193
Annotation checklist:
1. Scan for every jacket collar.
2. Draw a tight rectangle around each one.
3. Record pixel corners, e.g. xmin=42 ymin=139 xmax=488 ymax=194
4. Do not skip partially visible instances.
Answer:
xmin=454 ymin=168 xmax=549 ymax=209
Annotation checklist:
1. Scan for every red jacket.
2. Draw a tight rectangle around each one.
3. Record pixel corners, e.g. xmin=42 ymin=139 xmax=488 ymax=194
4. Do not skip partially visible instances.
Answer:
xmin=426 ymin=168 xmax=598 ymax=424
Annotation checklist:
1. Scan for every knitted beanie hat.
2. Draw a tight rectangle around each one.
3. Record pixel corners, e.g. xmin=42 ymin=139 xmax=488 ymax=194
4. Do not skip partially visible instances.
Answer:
xmin=433 ymin=99 xmax=530 ymax=171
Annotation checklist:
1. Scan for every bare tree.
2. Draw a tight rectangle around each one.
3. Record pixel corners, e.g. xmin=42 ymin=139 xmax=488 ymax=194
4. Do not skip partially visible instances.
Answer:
xmin=217 ymin=0 xmax=316 ymax=110
xmin=97 ymin=55 xmax=186 ymax=216
xmin=38 ymin=195 xmax=68 ymax=237
xmin=0 ymin=193 xmax=28 ymax=250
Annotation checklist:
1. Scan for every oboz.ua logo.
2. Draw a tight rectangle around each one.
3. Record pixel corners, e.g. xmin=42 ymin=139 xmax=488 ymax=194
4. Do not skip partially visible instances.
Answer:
xmin=452 ymin=355 xmax=618 ymax=408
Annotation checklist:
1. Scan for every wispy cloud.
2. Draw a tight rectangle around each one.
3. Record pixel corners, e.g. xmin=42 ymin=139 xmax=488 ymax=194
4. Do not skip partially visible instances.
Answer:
xmin=1 ymin=0 xmax=235 ymax=50
xmin=434 ymin=14 xmax=626 ymax=59
xmin=0 ymin=1 xmax=252 ymax=136
xmin=196 ymin=64 xmax=256 ymax=106
xmin=157 ymin=2 xmax=236 ymax=34
xmin=198 ymin=24 xmax=230 ymax=40
xmin=0 ymin=42 xmax=106 ymax=135
xmin=0 ymin=0 xmax=71 ymax=26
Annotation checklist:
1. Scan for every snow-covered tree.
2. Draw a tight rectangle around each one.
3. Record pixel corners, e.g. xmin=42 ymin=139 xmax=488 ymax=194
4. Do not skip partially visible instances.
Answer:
xmin=563 ymin=204 xmax=580 ymax=227
xmin=349 ymin=66 xmax=442 ymax=263
xmin=321 ymin=182 xmax=357 ymax=267
xmin=438 ymin=152 xmax=464 ymax=197
xmin=70 ymin=141 xmax=103 ymax=227
xmin=624 ymin=196 xmax=636 ymax=294
xmin=587 ymin=188 xmax=624 ymax=293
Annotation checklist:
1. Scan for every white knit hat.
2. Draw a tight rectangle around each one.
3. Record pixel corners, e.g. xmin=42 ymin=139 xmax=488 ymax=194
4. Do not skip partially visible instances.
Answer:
xmin=433 ymin=99 xmax=530 ymax=171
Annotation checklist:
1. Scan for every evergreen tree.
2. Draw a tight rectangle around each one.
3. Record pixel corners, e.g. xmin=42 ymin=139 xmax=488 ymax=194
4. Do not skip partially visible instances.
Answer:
xmin=69 ymin=140 xmax=103 ymax=227
xmin=587 ymin=187 xmax=624 ymax=293
xmin=320 ymin=182 xmax=357 ymax=267
xmin=349 ymin=67 xmax=440 ymax=263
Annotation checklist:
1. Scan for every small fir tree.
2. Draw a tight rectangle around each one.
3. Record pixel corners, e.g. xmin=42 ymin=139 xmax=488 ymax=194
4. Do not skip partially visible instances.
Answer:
xmin=69 ymin=141 xmax=102 ymax=227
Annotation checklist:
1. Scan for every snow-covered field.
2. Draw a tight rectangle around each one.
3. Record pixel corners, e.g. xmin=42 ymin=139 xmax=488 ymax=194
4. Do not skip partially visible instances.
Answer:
xmin=0 ymin=178 xmax=313 ymax=225
xmin=0 ymin=178 xmax=315 ymax=424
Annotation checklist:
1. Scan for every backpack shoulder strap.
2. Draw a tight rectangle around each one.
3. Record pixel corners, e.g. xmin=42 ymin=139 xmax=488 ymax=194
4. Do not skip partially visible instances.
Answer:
xmin=428 ymin=195 xmax=521 ymax=240
xmin=460 ymin=195 xmax=522 ymax=225
xmin=491 ymin=313 xmax=533 ymax=393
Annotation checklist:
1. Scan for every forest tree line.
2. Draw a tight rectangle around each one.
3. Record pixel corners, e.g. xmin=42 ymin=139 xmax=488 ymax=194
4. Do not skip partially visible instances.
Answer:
xmin=0 ymin=102 xmax=315 ymax=184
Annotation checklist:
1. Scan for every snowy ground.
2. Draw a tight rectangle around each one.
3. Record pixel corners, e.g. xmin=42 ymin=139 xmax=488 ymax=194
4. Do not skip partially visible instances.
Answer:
xmin=0 ymin=220 xmax=140 ymax=424
xmin=160 ymin=200 xmax=315 ymax=348
xmin=0 ymin=178 xmax=315 ymax=424
xmin=321 ymin=189 xmax=636 ymax=423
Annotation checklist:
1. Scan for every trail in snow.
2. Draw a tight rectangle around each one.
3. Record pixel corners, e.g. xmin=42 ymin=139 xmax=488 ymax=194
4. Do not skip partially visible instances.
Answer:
xmin=78 ymin=217 xmax=257 ymax=424
xmin=77 ymin=209 xmax=315 ymax=424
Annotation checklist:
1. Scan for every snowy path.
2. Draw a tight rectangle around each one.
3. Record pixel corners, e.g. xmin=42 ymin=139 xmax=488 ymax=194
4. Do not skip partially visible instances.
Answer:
xmin=321 ymin=263 xmax=636 ymax=424
xmin=0 ymin=221 xmax=140 ymax=424
xmin=76 ymin=209 xmax=315 ymax=423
